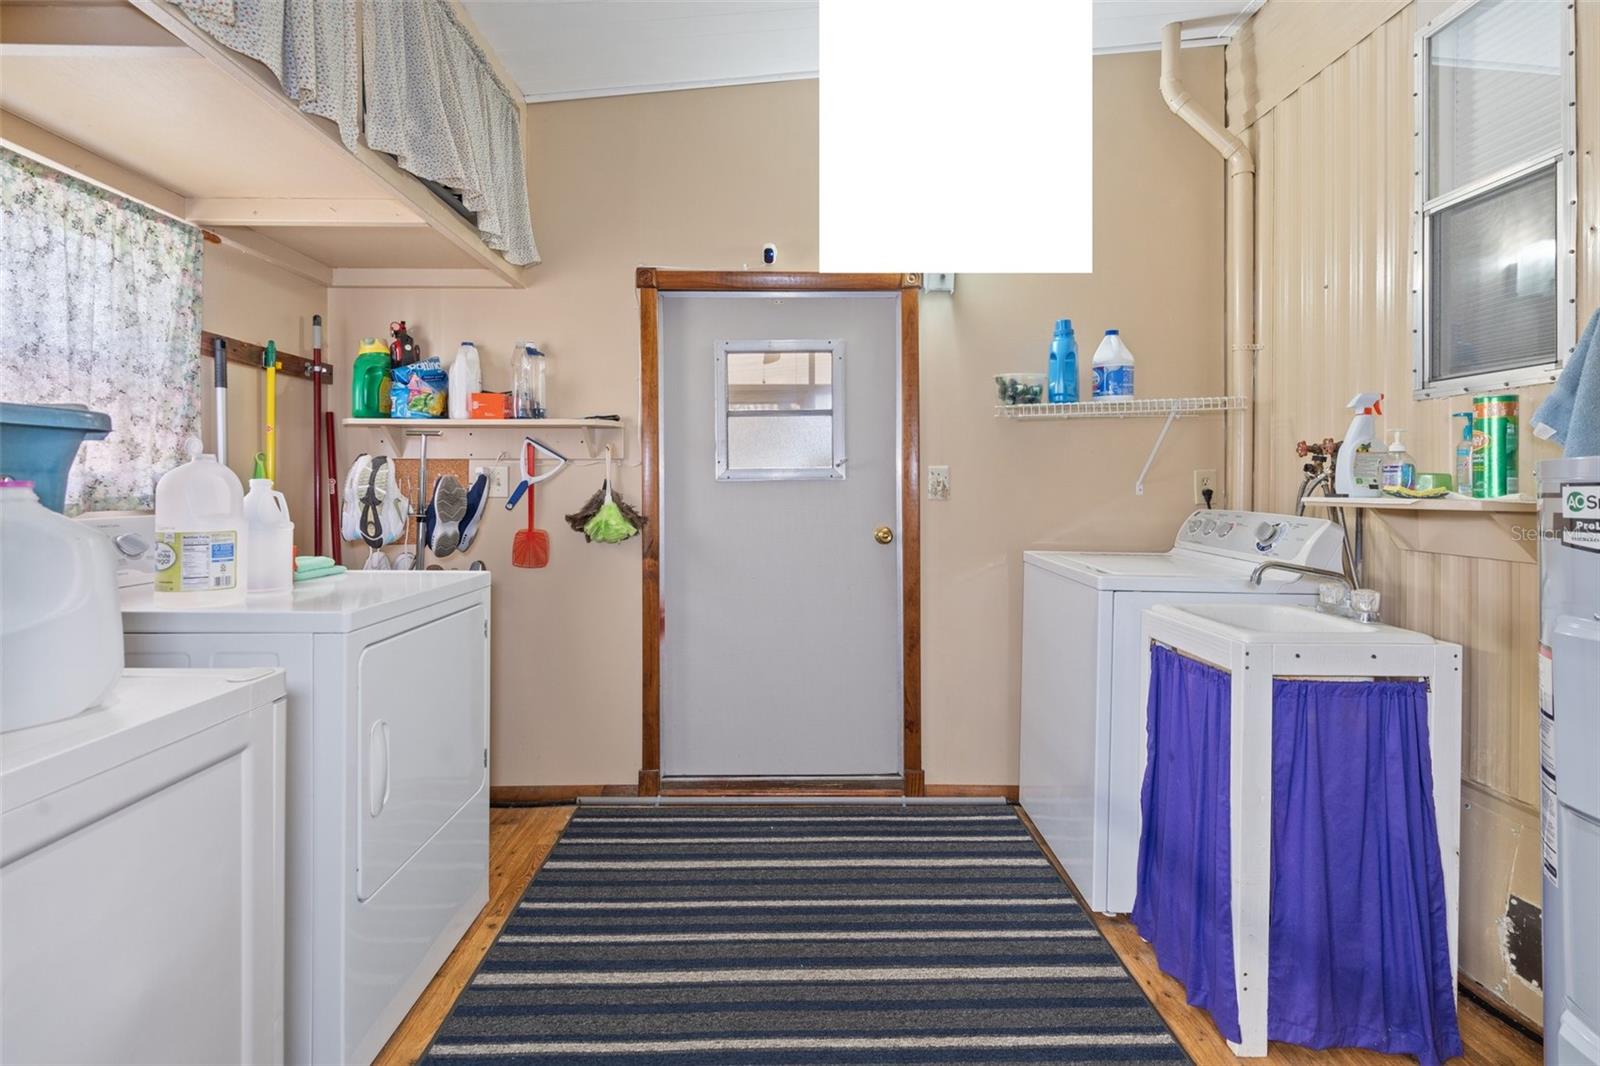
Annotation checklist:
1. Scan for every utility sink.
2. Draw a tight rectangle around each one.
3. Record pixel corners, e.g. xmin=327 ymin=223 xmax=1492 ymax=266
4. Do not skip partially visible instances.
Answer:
xmin=1147 ymin=603 xmax=1439 ymax=644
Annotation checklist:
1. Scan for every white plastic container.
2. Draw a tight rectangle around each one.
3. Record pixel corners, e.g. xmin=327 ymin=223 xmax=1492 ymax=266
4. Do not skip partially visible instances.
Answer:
xmin=154 ymin=440 xmax=246 ymax=607
xmin=243 ymin=478 xmax=294 ymax=595
xmin=1379 ymin=429 xmax=1416 ymax=493
xmin=447 ymin=341 xmax=481 ymax=420
xmin=0 ymin=479 xmax=124 ymax=731
xmin=1091 ymin=330 xmax=1135 ymax=397
xmin=512 ymin=341 xmax=547 ymax=418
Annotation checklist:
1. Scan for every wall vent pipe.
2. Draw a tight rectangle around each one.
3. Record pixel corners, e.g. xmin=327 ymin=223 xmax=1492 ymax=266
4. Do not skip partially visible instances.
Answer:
xmin=1160 ymin=22 xmax=1255 ymax=509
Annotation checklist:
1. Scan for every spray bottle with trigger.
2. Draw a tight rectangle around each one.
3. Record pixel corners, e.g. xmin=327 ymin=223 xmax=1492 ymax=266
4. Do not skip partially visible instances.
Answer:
xmin=1334 ymin=392 xmax=1383 ymax=498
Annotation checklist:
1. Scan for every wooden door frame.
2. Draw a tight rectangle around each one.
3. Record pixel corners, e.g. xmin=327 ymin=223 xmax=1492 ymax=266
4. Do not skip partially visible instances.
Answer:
xmin=636 ymin=268 xmax=923 ymax=797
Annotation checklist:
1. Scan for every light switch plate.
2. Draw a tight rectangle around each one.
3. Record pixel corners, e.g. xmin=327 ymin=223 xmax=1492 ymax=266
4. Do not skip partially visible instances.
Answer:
xmin=490 ymin=464 xmax=512 ymax=497
xmin=928 ymin=465 xmax=951 ymax=500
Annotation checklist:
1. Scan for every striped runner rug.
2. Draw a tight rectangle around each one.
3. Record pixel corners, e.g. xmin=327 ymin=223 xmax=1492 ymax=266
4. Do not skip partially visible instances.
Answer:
xmin=422 ymin=804 xmax=1187 ymax=1065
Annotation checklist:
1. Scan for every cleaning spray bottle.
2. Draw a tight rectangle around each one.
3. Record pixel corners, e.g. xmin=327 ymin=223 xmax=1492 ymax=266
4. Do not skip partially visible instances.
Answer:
xmin=1334 ymin=392 xmax=1383 ymax=498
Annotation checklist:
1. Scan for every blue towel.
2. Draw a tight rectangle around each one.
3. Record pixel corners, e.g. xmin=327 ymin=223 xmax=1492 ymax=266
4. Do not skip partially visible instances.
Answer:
xmin=1534 ymin=307 xmax=1600 ymax=457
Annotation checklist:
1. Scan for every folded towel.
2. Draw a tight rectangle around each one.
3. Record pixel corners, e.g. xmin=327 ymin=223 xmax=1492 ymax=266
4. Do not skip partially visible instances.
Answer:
xmin=1533 ymin=306 xmax=1600 ymax=457
xmin=293 ymin=564 xmax=347 ymax=582
xmin=295 ymin=555 xmax=339 ymax=573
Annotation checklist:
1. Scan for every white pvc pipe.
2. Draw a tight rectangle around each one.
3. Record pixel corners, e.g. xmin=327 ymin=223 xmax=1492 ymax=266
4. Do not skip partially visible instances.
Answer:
xmin=1160 ymin=23 xmax=1255 ymax=510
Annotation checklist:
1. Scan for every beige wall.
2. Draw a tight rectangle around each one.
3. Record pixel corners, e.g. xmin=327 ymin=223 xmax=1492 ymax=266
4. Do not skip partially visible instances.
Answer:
xmin=329 ymin=81 xmax=822 ymax=786
xmin=920 ymin=47 xmax=1227 ymax=784
xmin=331 ymin=52 xmax=1228 ymax=789
xmin=200 ymin=242 xmax=329 ymax=553
xmin=1228 ymin=0 xmax=1600 ymax=1024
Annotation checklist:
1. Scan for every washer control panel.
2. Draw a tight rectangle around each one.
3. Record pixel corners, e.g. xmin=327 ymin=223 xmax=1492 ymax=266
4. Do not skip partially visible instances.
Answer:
xmin=1176 ymin=510 xmax=1343 ymax=571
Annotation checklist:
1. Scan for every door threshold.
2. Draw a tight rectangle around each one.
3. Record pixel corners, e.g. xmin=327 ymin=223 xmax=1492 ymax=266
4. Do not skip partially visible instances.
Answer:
xmin=660 ymin=775 xmax=904 ymax=797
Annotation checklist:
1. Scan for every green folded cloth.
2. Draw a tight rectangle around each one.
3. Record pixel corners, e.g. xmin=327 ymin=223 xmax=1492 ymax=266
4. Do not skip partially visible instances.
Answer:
xmin=293 ymin=564 xmax=347 ymax=582
xmin=295 ymin=555 xmax=339 ymax=573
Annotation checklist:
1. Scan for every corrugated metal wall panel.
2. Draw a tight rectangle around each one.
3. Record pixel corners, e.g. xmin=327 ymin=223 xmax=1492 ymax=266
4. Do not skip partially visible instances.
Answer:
xmin=1234 ymin=0 xmax=1599 ymax=1024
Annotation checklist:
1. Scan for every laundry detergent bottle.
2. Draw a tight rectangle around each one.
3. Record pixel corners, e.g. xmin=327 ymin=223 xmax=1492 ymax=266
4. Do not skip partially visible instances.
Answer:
xmin=1334 ymin=392 xmax=1383 ymax=498
xmin=154 ymin=439 xmax=247 ymax=607
xmin=352 ymin=338 xmax=393 ymax=419
xmin=1047 ymin=319 xmax=1078 ymax=404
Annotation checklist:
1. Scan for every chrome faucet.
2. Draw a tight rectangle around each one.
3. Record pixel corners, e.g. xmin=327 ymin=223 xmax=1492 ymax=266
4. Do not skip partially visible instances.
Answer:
xmin=1249 ymin=560 xmax=1351 ymax=595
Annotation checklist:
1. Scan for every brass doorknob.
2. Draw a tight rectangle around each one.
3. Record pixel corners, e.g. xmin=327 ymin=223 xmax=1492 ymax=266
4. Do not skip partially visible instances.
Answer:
xmin=874 ymin=526 xmax=894 ymax=545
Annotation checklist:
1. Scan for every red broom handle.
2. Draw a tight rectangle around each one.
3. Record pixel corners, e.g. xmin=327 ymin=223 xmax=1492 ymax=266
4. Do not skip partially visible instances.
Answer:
xmin=311 ymin=314 xmax=324 ymax=555
xmin=324 ymin=409 xmax=341 ymax=564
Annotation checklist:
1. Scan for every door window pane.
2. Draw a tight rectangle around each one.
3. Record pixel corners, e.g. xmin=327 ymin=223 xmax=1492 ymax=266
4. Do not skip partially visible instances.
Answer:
xmin=716 ymin=345 xmax=843 ymax=480
xmin=1428 ymin=0 xmax=1562 ymax=197
xmin=1430 ymin=164 xmax=1558 ymax=379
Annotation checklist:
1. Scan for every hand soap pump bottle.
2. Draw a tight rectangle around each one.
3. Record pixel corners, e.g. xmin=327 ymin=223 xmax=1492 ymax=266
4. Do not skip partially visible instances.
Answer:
xmin=1379 ymin=429 xmax=1415 ymax=493
xmin=1334 ymin=392 xmax=1383 ymax=498
xmin=1047 ymin=319 xmax=1078 ymax=404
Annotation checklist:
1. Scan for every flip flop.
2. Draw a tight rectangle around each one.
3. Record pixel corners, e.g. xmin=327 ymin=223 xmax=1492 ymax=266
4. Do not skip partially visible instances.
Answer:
xmin=427 ymin=474 xmax=469 ymax=557
xmin=458 ymin=470 xmax=491 ymax=552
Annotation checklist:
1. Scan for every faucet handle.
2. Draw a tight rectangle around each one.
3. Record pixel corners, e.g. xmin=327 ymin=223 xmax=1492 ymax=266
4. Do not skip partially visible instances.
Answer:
xmin=1350 ymin=588 xmax=1381 ymax=623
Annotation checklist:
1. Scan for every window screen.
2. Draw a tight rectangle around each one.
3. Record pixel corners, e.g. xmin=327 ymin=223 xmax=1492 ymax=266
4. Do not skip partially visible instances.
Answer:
xmin=714 ymin=343 xmax=845 ymax=480
xmin=1416 ymin=0 xmax=1570 ymax=396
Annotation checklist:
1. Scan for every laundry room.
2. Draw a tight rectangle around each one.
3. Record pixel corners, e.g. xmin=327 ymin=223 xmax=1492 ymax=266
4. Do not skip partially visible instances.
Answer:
xmin=0 ymin=1 xmax=1595 ymax=1064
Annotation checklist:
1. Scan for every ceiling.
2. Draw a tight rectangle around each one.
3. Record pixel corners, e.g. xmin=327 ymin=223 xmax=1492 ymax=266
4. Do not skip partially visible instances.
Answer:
xmin=463 ymin=0 xmax=1260 ymax=104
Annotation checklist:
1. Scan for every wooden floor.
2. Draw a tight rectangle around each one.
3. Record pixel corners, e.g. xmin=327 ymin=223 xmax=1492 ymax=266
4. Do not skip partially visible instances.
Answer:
xmin=374 ymin=804 xmax=1542 ymax=1066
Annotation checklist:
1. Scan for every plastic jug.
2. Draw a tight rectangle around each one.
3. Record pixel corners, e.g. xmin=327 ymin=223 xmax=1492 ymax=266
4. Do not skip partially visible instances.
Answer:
xmin=1091 ymin=330 xmax=1135 ymax=398
xmin=512 ymin=341 xmax=547 ymax=418
xmin=0 ymin=479 xmax=124 ymax=731
xmin=154 ymin=440 xmax=247 ymax=607
xmin=243 ymin=478 xmax=294 ymax=595
xmin=352 ymin=338 xmax=393 ymax=419
xmin=448 ymin=341 xmax=482 ymax=420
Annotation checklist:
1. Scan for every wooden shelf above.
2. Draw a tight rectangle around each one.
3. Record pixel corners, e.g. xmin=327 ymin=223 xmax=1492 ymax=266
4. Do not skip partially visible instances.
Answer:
xmin=1300 ymin=494 xmax=1538 ymax=563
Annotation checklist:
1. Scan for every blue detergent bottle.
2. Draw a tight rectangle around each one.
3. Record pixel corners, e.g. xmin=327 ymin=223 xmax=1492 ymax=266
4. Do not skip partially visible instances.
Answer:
xmin=1048 ymin=319 xmax=1078 ymax=403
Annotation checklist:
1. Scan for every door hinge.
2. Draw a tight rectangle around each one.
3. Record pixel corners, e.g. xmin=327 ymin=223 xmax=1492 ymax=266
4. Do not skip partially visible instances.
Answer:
xmin=483 ymin=748 xmax=488 ymax=768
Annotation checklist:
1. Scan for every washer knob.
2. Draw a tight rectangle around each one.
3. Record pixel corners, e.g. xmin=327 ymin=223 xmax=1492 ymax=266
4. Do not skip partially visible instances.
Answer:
xmin=1255 ymin=520 xmax=1285 ymax=548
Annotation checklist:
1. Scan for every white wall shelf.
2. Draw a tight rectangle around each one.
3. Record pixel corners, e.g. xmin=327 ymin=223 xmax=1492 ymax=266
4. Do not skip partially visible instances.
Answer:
xmin=1299 ymin=494 xmax=1538 ymax=564
xmin=342 ymin=417 xmax=625 ymax=458
xmin=993 ymin=396 xmax=1248 ymax=420
xmin=995 ymin=396 xmax=1248 ymax=496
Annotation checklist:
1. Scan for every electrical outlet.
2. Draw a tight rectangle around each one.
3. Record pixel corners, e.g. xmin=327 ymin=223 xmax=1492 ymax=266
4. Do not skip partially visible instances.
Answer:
xmin=928 ymin=465 xmax=951 ymax=500
xmin=490 ymin=464 xmax=511 ymax=498
xmin=1194 ymin=469 xmax=1218 ymax=506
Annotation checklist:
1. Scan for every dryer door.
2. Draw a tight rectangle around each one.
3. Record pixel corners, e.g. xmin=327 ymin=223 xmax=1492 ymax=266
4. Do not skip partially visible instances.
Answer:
xmin=357 ymin=601 xmax=488 ymax=901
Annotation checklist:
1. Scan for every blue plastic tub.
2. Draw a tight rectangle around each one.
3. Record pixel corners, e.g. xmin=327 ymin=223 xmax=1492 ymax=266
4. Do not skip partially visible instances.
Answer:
xmin=0 ymin=402 xmax=112 ymax=513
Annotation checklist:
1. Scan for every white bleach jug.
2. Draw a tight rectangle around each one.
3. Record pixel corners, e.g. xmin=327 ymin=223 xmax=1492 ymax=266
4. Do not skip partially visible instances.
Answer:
xmin=154 ymin=439 xmax=246 ymax=607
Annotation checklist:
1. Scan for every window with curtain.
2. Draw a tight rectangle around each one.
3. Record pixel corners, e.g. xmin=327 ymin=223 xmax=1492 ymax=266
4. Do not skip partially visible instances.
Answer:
xmin=0 ymin=148 xmax=204 ymax=514
xmin=1414 ymin=0 xmax=1573 ymax=398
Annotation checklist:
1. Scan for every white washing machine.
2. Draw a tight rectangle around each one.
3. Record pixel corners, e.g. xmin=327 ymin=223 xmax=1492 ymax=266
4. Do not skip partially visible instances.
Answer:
xmin=1019 ymin=509 xmax=1344 ymax=915
xmin=1 ymin=668 xmax=286 ymax=1064
xmin=109 ymin=558 xmax=491 ymax=1066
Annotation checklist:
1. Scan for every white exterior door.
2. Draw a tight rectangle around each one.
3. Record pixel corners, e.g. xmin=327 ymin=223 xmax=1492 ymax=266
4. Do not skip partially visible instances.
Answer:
xmin=660 ymin=292 xmax=902 ymax=777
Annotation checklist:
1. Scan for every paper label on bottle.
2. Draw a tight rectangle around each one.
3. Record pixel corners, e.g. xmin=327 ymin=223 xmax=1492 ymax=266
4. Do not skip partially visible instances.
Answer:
xmin=154 ymin=531 xmax=237 ymax=592
xmin=1352 ymin=450 xmax=1383 ymax=490
xmin=1557 ymin=482 xmax=1600 ymax=554
xmin=1092 ymin=365 xmax=1134 ymax=397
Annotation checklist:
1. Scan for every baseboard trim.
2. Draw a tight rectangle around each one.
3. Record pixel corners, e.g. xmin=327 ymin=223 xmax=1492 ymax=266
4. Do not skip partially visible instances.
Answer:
xmin=491 ymin=785 xmax=639 ymax=806
xmin=491 ymin=782 xmax=1018 ymax=805
xmin=1458 ymin=974 xmax=1543 ymax=1040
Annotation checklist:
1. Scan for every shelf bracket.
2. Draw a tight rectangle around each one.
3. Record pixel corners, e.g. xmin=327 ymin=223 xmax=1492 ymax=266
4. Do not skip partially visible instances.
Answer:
xmin=1134 ymin=403 xmax=1182 ymax=496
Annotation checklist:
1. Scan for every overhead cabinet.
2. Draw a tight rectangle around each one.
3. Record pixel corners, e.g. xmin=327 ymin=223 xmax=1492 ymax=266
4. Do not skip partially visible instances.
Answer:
xmin=0 ymin=0 xmax=538 ymax=289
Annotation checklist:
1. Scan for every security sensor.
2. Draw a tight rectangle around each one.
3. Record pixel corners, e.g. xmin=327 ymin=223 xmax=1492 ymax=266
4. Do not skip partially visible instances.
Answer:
xmin=762 ymin=243 xmax=777 ymax=265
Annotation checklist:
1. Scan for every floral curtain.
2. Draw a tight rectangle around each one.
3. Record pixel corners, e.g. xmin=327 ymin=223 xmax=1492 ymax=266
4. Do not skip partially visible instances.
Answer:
xmin=177 ymin=0 xmax=360 ymax=151
xmin=0 ymin=149 xmax=203 ymax=514
xmin=363 ymin=0 xmax=540 ymax=266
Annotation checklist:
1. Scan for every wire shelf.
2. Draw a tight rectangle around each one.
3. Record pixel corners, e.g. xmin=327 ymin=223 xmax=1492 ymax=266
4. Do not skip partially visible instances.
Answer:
xmin=994 ymin=396 xmax=1248 ymax=419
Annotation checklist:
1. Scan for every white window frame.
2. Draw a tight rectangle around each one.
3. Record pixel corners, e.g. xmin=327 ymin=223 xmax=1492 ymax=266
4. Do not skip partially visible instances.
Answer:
xmin=1411 ymin=0 xmax=1577 ymax=400
xmin=713 ymin=339 xmax=847 ymax=481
